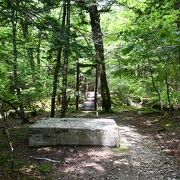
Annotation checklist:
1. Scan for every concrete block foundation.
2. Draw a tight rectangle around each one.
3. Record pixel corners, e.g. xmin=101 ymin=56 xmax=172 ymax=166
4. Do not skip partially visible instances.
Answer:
xmin=29 ymin=118 xmax=120 ymax=147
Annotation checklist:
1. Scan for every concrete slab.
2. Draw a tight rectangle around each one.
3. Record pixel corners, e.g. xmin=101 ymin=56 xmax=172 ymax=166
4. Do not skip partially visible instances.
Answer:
xmin=29 ymin=118 xmax=120 ymax=147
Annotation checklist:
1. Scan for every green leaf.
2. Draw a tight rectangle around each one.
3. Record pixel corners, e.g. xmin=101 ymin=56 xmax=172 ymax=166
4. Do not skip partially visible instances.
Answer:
xmin=122 ymin=45 xmax=134 ymax=55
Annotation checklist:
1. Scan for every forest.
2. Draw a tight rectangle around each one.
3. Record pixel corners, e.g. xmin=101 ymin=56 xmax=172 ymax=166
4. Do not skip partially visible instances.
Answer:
xmin=0 ymin=0 xmax=180 ymax=179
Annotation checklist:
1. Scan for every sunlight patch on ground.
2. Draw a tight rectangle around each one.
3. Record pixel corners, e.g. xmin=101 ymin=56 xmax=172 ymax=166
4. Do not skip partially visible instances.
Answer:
xmin=81 ymin=162 xmax=105 ymax=172
xmin=118 ymin=125 xmax=143 ymax=148
xmin=143 ymin=119 xmax=159 ymax=126
xmin=63 ymin=161 xmax=106 ymax=175
xmin=87 ymin=149 xmax=113 ymax=158
xmin=37 ymin=147 xmax=52 ymax=152
xmin=113 ymin=159 xmax=129 ymax=166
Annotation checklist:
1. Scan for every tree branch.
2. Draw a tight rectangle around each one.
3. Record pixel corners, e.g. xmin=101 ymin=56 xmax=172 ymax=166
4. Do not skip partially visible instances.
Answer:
xmin=0 ymin=97 xmax=29 ymax=123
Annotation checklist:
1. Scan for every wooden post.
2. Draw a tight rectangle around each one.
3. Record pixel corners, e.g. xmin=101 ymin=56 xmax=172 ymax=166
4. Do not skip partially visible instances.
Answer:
xmin=86 ymin=83 xmax=88 ymax=99
xmin=94 ymin=64 xmax=98 ymax=111
xmin=76 ymin=64 xmax=80 ymax=110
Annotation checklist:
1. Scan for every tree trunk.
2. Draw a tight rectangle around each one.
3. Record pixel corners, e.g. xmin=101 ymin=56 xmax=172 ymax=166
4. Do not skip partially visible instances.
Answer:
xmin=148 ymin=61 xmax=163 ymax=111
xmin=20 ymin=15 xmax=35 ymax=70
xmin=165 ymin=71 xmax=172 ymax=111
xmin=50 ymin=1 xmax=67 ymax=117
xmin=175 ymin=0 xmax=180 ymax=30
xmin=37 ymin=31 xmax=41 ymax=66
xmin=175 ymin=0 xmax=180 ymax=66
xmin=61 ymin=0 xmax=71 ymax=118
xmin=11 ymin=10 xmax=26 ymax=123
xmin=88 ymin=0 xmax=111 ymax=112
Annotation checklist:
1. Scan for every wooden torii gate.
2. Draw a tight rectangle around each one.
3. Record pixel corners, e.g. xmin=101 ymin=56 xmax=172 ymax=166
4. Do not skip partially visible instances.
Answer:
xmin=76 ymin=63 xmax=99 ymax=111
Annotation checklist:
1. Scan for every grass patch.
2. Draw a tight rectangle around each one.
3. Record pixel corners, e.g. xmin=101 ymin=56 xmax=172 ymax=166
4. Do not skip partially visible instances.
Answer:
xmin=69 ymin=109 xmax=96 ymax=114
xmin=14 ymin=160 xmax=25 ymax=167
xmin=10 ymin=128 xmax=27 ymax=136
xmin=159 ymin=118 xmax=177 ymax=129
xmin=18 ymin=177 xmax=39 ymax=180
xmin=111 ymin=105 xmax=137 ymax=112
xmin=37 ymin=162 xmax=52 ymax=173
xmin=0 ymin=141 xmax=9 ymax=147
xmin=138 ymin=107 xmax=161 ymax=113
xmin=0 ymin=154 xmax=10 ymax=166
xmin=0 ymin=157 xmax=25 ymax=172
xmin=112 ymin=143 xmax=129 ymax=152
xmin=98 ymin=109 xmax=115 ymax=114
xmin=69 ymin=109 xmax=85 ymax=113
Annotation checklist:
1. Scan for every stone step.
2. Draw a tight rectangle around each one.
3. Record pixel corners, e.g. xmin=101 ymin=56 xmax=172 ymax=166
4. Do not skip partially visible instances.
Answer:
xmin=29 ymin=118 xmax=120 ymax=147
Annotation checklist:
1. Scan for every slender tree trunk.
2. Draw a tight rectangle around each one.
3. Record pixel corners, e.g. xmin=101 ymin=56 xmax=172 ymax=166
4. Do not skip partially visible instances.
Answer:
xmin=50 ymin=50 xmax=63 ymax=117
xmin=175 ymin=0 xmax=180 ymax=30
xmin=165 ymin=71 xmax=172 ymax=111
xmin=175 ymin=0 xmax=180 ymax=66
xmin=61 ymin=0 xmax=71 ymax=118
xmin=27 ymin=48 xmax=34 ymax=70
xmin=11 ymin=11 xmax=26 ymax=123
xmin=88 ymin=0 xmax=111 ymax=112
xmin=20 ymin=15 xmax=35 ymax=70
xmin=150 ymin=71 xmax=163 ymax=111
xmin=37 ymin=31 xmax=41 ymax=66
xmin=148 ymin=61 xmax=163 ymax=111
xmin=50 ymin=2 xmax=67 ymax=117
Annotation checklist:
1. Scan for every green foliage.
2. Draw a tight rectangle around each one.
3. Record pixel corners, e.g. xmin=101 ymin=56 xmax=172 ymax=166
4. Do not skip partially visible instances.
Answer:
xmin=0 ymin=0 xmax=179 ymax=114
xmin=122 ymin=45 xmax=134 ymax=55
xmin=102 ymin=0 xmax=179 ymax=108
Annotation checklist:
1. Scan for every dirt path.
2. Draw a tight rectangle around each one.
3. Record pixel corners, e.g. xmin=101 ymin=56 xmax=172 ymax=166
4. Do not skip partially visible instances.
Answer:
xmin=0 ymin=111 xmax=179 ymax=179
xmin=57 ymin=112 xmax=179 ymax=180
xmin=80 ymin=91 xmax=95 ymax=111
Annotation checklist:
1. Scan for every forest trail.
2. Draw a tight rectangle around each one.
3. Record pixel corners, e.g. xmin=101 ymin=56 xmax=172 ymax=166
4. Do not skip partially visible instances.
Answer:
xmin=80 ymin=91 xmax=95 ymax=111
xmin=57 ymin=112 xmax=180 ymax=180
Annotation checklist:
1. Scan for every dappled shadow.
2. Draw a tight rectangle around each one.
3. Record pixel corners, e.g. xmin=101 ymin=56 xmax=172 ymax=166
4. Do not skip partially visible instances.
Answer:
xmin=0 ymin=111 xmax=179 ymax=179
xmin=28 ymin=146 xmax=140 ymax=179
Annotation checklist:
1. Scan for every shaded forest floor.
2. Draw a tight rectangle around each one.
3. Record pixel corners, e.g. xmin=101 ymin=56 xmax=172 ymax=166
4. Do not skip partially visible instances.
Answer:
xmin=0 ymin=110 xmax=180 ymax=180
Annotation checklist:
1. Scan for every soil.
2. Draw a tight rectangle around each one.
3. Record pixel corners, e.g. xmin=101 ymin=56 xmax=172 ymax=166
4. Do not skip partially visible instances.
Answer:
xmin=0 ymin=110 xmax=180 ymax=180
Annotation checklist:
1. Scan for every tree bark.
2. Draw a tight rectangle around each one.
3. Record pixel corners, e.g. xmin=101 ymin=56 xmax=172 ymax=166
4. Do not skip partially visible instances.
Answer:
xmin=148 ymin=60 xmax=163 ymax=111
xmin=175 ymin=0 xmax=180 ymax=65
xmin=175 ymin=0 xmax=180 ymax=30
xmin=61 ymin=0 xmax=71 ymax=118
xmin=11 ymin=10 xmax=26 ymax=123
xmin=88 ymin=0 xmax=111 ymax=112
xmin=165 ymin=70 xmax=172 ymax=111
xmin=20 ymin=14 xmax=35 ymax=70
xmin=37 ymin=30 xmax=42 ymax=66
xmin=0 ymin=98 xmax=28 ymax=122
xmin=50 ymin=1 xmax=67 ymax=117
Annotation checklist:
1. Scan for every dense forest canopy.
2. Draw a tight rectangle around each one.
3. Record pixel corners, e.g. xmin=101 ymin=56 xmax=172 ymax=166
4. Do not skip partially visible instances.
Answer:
xmin=0 ymin=0 xmax=179 ymax=121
